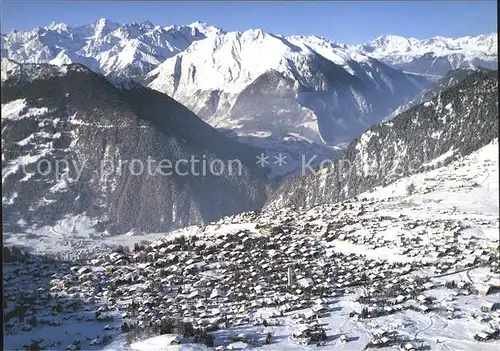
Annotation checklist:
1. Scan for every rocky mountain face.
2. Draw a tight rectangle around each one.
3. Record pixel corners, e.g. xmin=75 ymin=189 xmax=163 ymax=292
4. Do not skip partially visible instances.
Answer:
xmin=356 ymin=34 xmax=498 ymax=77
xmin=146 ymin=30 xmax=429 ymax=147
xmin=266 ymin=70 xmax=498 ymax=210
xmin=1 ymin=18 xmax=222 ymax=80
xmin=1 ymin=62 xmax=269 ymax=235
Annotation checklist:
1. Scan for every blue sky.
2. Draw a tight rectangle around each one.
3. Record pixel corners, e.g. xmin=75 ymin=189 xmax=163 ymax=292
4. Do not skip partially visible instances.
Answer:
xmin=1 ymin=1 xmax=497 ymax=43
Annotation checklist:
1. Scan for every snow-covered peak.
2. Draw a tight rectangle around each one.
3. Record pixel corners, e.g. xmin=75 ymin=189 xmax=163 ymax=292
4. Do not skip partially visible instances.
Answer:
xmin=1 ymin=19 xmax=219 ymax=78
xmin=2 ymin=19 xmax=495 ymax=80
xmin=161 ymin=22 xmax=224 ymax=38
xmin=355 ymin=33 xmax=497 ymax=76
xmin=45 ymin=21 xmax=71 ymax=32
xmin=358 ymin=33 xmax=497 ymax=60
xmin=363 ymin=35 xmax=417 ymax=53
xmin=187 ymin=21 xmax=224 ymax=36
xmin=148 ymin=28 xmax=321 ymax=94
xmin=286 ymin=34 xmax=370 ymax=70
xmin=138 ymin=20 xmax=154 ymax=28
xmin=90 ymin=17 xmax=120 ymax=38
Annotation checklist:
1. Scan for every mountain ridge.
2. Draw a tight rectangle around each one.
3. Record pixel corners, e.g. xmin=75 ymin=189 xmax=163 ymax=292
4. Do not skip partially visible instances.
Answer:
xmin=2 ymin=18 xmax=496 ymax=79
xmin=1 ymin=18 xmax=224 ymax=80
xmin=146 ymin=28 xmax=430 ymax=147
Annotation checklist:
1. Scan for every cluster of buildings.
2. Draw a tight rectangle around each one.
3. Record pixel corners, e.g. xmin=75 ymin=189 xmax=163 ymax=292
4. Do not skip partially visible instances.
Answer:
xmin=3 ymin=195 xmax=500 ymax=349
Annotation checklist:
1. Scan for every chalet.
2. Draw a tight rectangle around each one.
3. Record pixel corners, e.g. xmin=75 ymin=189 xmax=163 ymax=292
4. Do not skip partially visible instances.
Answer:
xmin=77 ymin=267 xmax=92 ymax=275
xmin=423 ymin=282 xmax=434 ymax=290
xmin=480 ymin=254 xmax=492 ymax=262
xmin=108 ymin=252 xmax=124 ymax=264
xmin=395 ymin=295 xmax=406 ymax=304
xmin=476 ymin=284 xmax=492 ymax=296
xmin=401 ymin=342 xmax=418 ymax=350
xmin=297 ymin=278 xmax=314 ymax=288
xmin=380 ymin=336 xmax=391 ymax=345
xmin=312 ymin=304 xmax=330 ymax=315
xmin=374 ymin=329 xmax=388 ymax=339
xmin=464 ymin=256 xmax=478 ymax=266
xmin=294 ymin=325 xmax=313 ymax=339
xmin=170 ymin=335 xmax=182 ymax=345
xmin=480 ymin=302 xmax=498 ymax=313
xmin=473 ymin=249 xmax=488 ymax=257
xmin=416 ymin=295 xmax=431 ymax=304
xmin=487 ymin=276 xmax=500 ymax=288
xmin=474 ymin=332 xmax=493 ymax=342
xmin=303 ymin=309 xmax=317 ymax=321
xmin=429 ymin=251 xmax=443 ymax=259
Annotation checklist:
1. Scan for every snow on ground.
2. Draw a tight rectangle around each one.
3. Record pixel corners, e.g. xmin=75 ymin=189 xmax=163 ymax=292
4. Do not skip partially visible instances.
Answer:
xmin=328 ymin=240 xmax=419 ymax=263
xmin=129 ymin=335 xmax=209 ymax=351
xmin=2 ymin=214 xmax=170 ymax=257
xmin=3 ymin=141 xmax=499 ymax=350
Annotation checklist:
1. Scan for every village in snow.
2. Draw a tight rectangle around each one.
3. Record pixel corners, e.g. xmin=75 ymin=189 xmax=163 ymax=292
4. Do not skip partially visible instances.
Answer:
xmin=3 ymin=140 xmax=500 ymax=351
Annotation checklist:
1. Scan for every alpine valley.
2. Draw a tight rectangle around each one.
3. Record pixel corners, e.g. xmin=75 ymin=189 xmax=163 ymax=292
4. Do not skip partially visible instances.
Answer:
xmin=1 ymin=17 xmax=500 ymax=351
xmin=1 ymin=17 xmax=498 ymax=235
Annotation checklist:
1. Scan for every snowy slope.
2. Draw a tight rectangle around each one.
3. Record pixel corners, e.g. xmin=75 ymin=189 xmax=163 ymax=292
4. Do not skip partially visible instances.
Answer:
xmin=1 ymin=18 xmax=222 ymax=79
xmin=357 ymin=33 xmax=498 ymax=76
xmin=363 ymin=139 xmax=499 ymax=218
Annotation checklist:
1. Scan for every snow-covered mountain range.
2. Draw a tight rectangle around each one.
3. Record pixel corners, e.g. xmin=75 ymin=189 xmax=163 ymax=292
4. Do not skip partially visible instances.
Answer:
xmin=3 ymin=19 xmax=495 ymax=81
xmin=266 ymin=70 xmax=498 ymax=210
xmin=2 ymin=19 xmax=496 ymax=149
xmin=145 ymin=30 xmax=428 ymax=147
xmin=357 ymin=33 xmax=498 ymax=77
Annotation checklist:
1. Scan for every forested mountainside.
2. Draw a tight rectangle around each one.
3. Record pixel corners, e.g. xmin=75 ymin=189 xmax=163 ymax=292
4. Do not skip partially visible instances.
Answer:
xmin=2 ymin=62 xmax=269 ymax=235
xmin=266 ymin=70 xmax=498 ymax=209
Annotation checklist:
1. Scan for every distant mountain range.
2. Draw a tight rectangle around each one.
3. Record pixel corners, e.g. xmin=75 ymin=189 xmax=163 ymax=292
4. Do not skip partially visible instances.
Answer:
xmin=356 ymin=34 xmax=497 ymax=77
xmin=2 ymin=19 xmax=496 ymax=80
xmin=1 ymin=19 xmax=498 ymax=235
xmin=1 ymin=19 xmax=222 ymax=79
xmin=145 ymin=29 xmax=430 ymax=149
xmin=2 ymin=19 xmax=496 ymax=148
